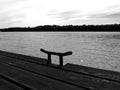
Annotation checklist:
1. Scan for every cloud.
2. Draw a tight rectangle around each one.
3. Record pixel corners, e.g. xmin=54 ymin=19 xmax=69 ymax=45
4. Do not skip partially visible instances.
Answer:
xmin=88 ymin=3 xmax=120 ymax=19
xmin=0 ymin=0 xmax=27 ymax=9
xmin=0 ymin=0 xmax=28 ymax=4
xmin=47 ymin=4 xmax=120 ymax=25
xmin=0 ymin=13 xmax=25 ymax=28
xmin=57 ymin=10 xmax=82 ymax=21
xmin=0 ymin=13 xmax=25 ymax=22
xmin=88 ymin=11 xmax=120 ymax=20
xmin=57 ymin=11 xmax=120 ymax=25
xmin=106 ymin=4 xmax=120 ymax=10
xmin=47 ymin=10 xmax=85 ymax=22
xmin=104 ymin=13 xmax=120 ymax=18
xmin=0 ymin=0 xmax=120 ymax=27
xmin=0 ymin=0 xmax=29 ymax=16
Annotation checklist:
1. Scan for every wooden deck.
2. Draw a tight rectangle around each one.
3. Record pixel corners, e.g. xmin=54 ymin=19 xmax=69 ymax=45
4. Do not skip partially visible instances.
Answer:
xmin=0 ymin=50 xmax=120 ymax=90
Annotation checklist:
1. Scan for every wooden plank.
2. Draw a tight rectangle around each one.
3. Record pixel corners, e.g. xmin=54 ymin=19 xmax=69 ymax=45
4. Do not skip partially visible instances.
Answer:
xmin=0 ymin=50 xmax=47 ymax=64
xmin=0 ymin=76 xmax=24 ymax=90
xmin=63 ymin=63 xmax=120 ymax=83
xmin=0 ymin=54 xmax=120 ymax=90
xmin=0 ymin=50 xmax=59 ymax=67
xmin=0 ymin=61 xmax=85 ymax=90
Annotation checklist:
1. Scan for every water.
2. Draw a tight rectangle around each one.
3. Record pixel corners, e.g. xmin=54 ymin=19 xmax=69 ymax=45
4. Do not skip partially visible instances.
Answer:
xmin=1 ymin=32 xmax=120 ymax=72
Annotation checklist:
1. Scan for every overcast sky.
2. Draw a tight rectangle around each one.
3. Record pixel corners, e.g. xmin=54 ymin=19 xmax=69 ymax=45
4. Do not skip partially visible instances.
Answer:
xmin=0 ymin=0 xmax=120 ymax=28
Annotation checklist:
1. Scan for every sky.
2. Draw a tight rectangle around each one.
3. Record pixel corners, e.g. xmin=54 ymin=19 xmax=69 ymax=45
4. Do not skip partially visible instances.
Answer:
xmin=0 ymin=0 xmax=120 ymax=28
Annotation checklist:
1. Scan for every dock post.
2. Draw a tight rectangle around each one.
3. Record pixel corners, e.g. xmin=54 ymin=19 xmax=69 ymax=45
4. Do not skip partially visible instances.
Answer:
xmin=59 ymin=55 xmax=63 ymax=67
xmin=47 ymin=54 xmax=51 ymax=64
xmin=40 ymin=48 xmax=72 ymax=67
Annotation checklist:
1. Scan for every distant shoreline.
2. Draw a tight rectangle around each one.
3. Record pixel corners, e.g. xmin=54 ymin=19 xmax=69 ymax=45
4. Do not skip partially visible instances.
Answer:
xmin=0 ymin=24 xmax=120 ymax=31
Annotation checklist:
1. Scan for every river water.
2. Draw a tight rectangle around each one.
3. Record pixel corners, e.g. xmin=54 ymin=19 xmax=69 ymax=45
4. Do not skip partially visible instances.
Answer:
xmin=0 ymin=32 xmax=120 ymax=72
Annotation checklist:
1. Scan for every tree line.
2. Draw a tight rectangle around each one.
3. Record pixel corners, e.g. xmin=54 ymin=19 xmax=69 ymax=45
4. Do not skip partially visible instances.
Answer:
xmin=0 ymin=24 xmax=120 ymax=31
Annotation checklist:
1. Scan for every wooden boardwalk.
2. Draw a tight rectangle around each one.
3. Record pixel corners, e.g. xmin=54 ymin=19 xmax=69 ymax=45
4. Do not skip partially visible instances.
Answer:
xmin=0 ymin=50 xmax=120 ymax=90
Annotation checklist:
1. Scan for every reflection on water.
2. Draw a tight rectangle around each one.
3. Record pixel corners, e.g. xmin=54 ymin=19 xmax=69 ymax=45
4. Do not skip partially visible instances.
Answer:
xmin=0 ymin=32 xmax=120 ymax=72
